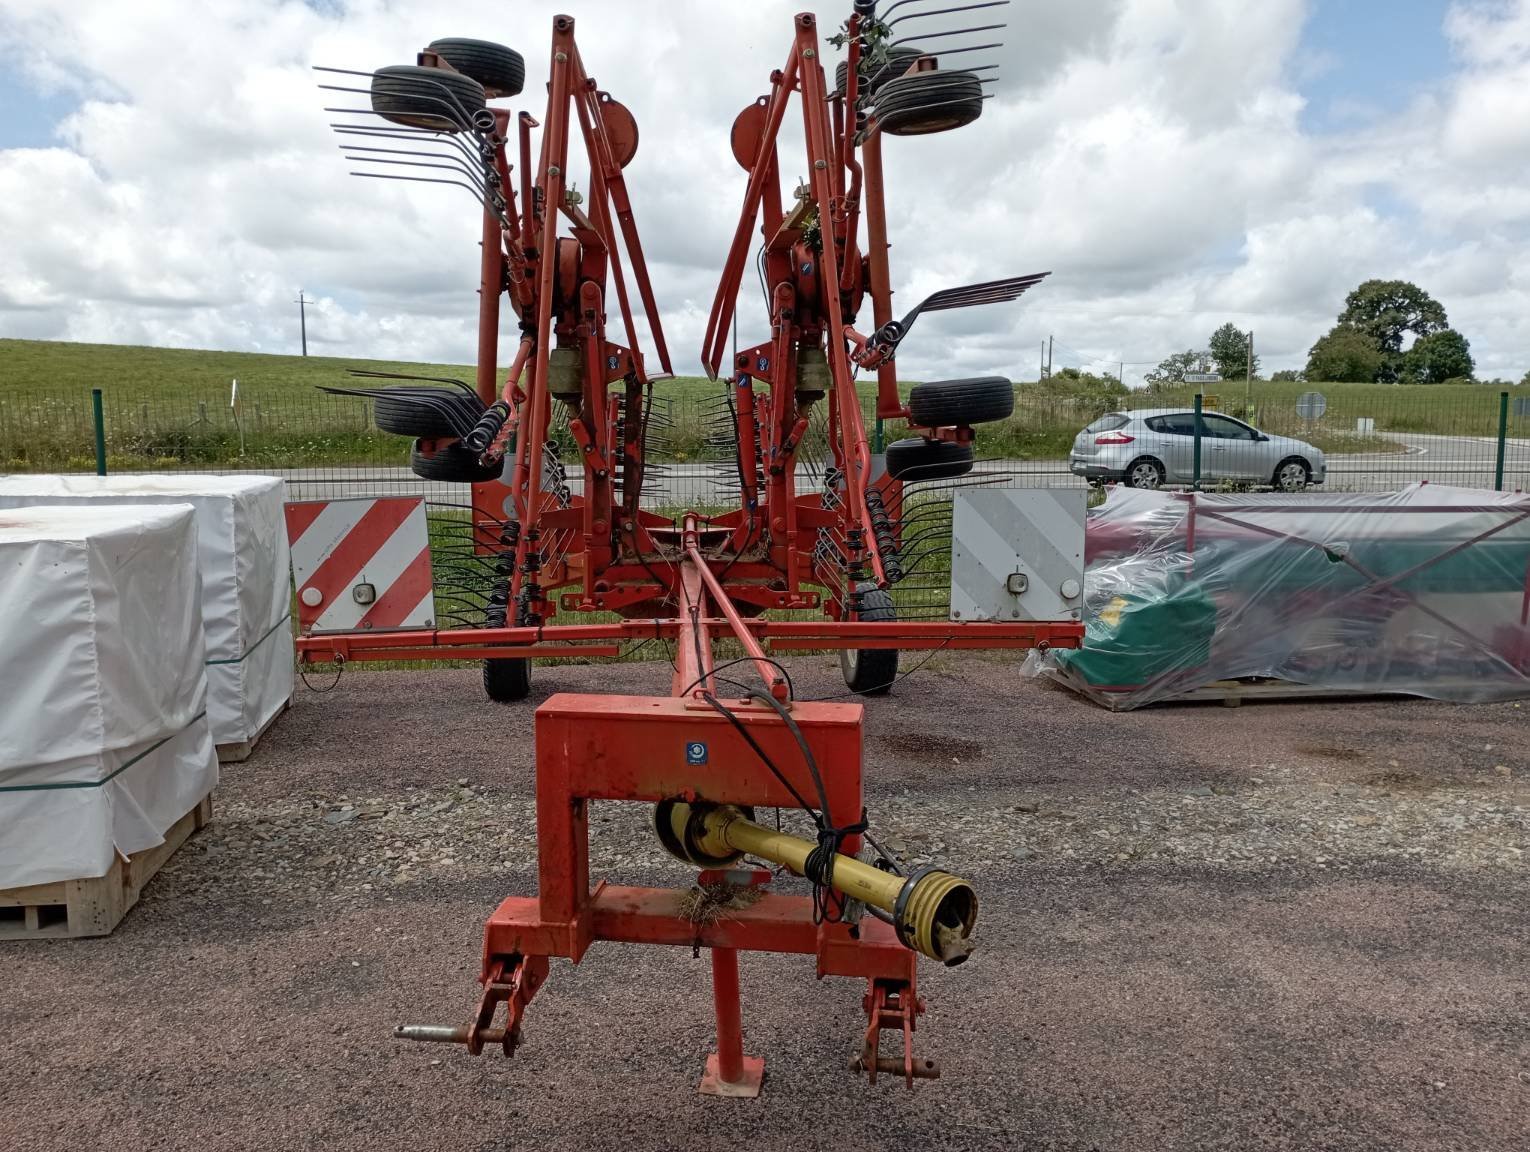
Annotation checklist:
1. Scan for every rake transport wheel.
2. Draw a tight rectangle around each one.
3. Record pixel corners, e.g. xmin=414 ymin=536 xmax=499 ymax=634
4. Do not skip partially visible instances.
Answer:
xmin=409 ymin=439 xmax=503 ymax=483
xmin=425 ymin=38 xmax=526 ymax=97
xmin=372 ymin=388 xmax=483 ymax=438
xmin=841 ymin=583 xmax=899 ymax=695
xmin=907 ymin=376 xmax=1014 ymax=427
xmin=370 ymin=64 xmax=486 ymax=131
xmin=875 ymin=70 xmax=985 ymax=136
xmin=482 ymin=580 xmax=531 ymax=702
xmin=885 ymin=437 xmax=975 ymax=482
xmin=483 ymin=653 xmax=531 ymax=701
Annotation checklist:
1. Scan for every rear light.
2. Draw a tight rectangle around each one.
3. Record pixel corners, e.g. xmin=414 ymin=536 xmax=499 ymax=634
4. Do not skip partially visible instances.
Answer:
xmin=1094 ymin=433 xmax=1135 ymax=445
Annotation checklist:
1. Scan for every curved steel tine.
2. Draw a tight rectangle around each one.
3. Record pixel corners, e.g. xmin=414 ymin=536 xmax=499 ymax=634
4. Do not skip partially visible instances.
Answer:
xmin=887 ymin=1 xmax=1009 ymax=28
xmin=344 ymin=155 xmax=492 ymax=200
xmin=348 ymin=172 xmax=507 ymax=222
xmin=332 ymin=125 xmax=487 ymax=173
xmin=898 ymin=40 xmax=1004 ymax=57
xmin=889 ymin=23 xmax=1004 ymax=45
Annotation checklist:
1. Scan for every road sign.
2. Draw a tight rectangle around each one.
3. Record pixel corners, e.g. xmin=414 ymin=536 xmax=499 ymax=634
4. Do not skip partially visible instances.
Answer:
xmin=1296 ymin=391 xmax=1327 ymax=420
xmin=1185 ymin=373 xmax=1221 ymax=383
xmin=286 ymin=496 xmax=434 ymax=634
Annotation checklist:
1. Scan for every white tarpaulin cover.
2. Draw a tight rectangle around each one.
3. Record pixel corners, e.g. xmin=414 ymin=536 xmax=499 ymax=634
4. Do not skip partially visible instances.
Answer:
xmin=1029 ymin=484 xmax=1530 ymax=709
xmin=0 ymin=504 xmax=218 ymax=887
xmin=0 ymin=474 xmax=293 ymax=746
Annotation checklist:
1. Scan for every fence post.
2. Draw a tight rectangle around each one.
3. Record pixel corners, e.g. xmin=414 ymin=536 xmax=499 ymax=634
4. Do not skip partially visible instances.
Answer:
xmin=1192 ymin=392 xmax=1203 ymax=490
xmin=1495 ymin=391 xmax=1509 ymax=492
xmin=873 ymin=415 xmax=884 ymax=455
xmin=91 ymin=388 xmax=107 ymax=476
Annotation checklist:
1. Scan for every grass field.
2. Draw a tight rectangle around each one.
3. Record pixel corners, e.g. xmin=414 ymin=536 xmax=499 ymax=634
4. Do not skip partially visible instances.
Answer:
xmin=2 ymin=337 xmax=1521 ymax=471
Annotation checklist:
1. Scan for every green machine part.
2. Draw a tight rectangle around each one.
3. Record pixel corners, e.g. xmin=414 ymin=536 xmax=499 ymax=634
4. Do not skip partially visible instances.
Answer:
xmin=1055 ymin=575 xmax=1218 ymax=689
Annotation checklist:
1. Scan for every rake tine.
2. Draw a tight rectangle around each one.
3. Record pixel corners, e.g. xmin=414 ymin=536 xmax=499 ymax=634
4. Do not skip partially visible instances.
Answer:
xmin=886 ymin=0 xmax=1009 ymax=27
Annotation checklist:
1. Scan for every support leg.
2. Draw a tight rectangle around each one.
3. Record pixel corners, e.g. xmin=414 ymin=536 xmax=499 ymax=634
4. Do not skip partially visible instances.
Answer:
xmin=700 ymin=947 xmax=764 ymax=1097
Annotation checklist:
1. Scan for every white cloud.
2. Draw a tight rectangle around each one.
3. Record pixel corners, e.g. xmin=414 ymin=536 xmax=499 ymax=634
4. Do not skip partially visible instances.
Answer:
xmin=0 ymin=0 xmax=1526 ymax=385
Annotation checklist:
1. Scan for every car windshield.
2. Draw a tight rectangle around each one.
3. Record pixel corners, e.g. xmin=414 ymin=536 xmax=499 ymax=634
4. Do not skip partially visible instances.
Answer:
xmin=1085 ymin=413 xmax=1129 ymax=433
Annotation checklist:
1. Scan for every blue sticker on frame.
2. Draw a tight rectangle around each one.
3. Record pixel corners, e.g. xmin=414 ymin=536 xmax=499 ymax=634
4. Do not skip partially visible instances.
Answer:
xmin=685 ymin=741 xmax=708 ymax=766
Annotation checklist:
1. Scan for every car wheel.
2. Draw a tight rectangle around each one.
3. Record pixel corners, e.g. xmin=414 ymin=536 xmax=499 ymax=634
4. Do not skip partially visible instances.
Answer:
xmin=1273 ymin=457 xmax=1311 ymax=492
xmin=1124 ymin=457 xmax=1165 ymax=489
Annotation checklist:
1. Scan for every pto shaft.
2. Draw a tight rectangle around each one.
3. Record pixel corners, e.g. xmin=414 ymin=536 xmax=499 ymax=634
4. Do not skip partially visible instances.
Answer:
xmin=655 ymin=801 xmax=977 ymax=966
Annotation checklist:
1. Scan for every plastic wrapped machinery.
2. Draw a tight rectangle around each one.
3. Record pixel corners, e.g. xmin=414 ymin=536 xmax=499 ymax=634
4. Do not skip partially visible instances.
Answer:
xmin=0 ymin=474 xmax=293 ymax=748
xmin=0 ymin=504 xmax=219 ymax=887
xmin=1031 ymin=484 xmax=1530 ymax=709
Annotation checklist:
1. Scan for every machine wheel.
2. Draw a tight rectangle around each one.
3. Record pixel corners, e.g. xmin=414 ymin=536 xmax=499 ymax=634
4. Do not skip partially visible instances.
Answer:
xmin=885 ymin=437 xmax=974 ymax=482
xmin=907 ymin=376 xmax=1014 ymax=427
xmin=841 ymin=584 xmax=899 ymax=696
xmin=409 ymin=439 xmax=502 ymax=483
xmin=1272 ymin=457 xmax=1312 ymax=492
xmin=425 ymin=38 xmax=526 ymax=97
xmin=372 ymin=388 xmax=481 ymax=438
xmin=874 ymin=70 xmax=985 ymax=136
xmin=483 ymin=655 xmax=531 ymax=701
xmin=370 ymin=64 xmax=486 ymax=131
xmin=836 ymin=45 xmax=925 ymax=100
xmin=1124 ymin=456 xmax=1166 ymax=489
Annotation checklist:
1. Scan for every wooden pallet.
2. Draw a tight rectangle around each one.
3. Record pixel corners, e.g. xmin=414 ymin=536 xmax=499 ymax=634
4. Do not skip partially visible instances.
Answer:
xmin=216 ymin=696 xmax=291 ymax=764
xmin=0 ymin=794 xmax=213 ymax=940
xmin=1167 ymin=678 xmax=1485 ymax=708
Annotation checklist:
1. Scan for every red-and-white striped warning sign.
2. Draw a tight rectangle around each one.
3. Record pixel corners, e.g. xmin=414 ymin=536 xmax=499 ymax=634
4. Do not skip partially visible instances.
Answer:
xmin=285 ymin=497 xmax=434 ymax=634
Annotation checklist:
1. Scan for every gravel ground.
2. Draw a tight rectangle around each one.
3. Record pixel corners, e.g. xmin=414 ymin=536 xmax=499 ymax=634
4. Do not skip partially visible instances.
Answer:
xmin=3 ymin=659 xmax=1527 ymax=1151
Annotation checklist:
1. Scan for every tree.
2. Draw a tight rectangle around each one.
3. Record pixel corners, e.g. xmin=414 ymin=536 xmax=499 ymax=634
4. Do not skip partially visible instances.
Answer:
xmin=1403 ymin=329 xmax=1474 ymax=384
xmin=1208 ymin=322 xmax=1259 ymax=380
xmin=1271 ymin=369 xmax=1305 ymax=382
xmin=1521 ymin=369 xmax=1530 ymax=387
xmin=1306 ymin=325 xmax=1387 ymax=383
xmin=1144 ymin=349 xmax=1209 ymax=389
xmin=1338 ymin=280 xmax=1449 ymax=380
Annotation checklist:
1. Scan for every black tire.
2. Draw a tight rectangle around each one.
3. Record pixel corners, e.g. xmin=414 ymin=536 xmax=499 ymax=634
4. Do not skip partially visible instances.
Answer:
xmin=884 ymin=437 xmax=974 ymax=482
xmin=409 ymin=439 xmax=502 ymax=483
xmin=841 ymin=584 xmax=898 ymax=696
xmin=1272 ymin=456 xmax=1312 ymax=492
xmin=907 ymin=376 xmax=1014 ymax=427
xmin=1123 ymin=456 xmax=1165 ymax=489
xmin=836 ymin=45 xmax=925 ymax=100
xmin=372 ymin=388 xmax=483 ymax=438
xmin=875 ymin=70 xmax=984 ymax=136
xmin=483 ymin=656 xmax=530 ymax=701
xmin=426 ymin=38 xmax=526 ymax=96
xmin=370 ymin=64 xmax=486 ymax=131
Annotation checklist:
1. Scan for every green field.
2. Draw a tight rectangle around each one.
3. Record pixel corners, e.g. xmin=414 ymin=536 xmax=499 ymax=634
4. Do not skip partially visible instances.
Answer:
xmin=1 ymin=337 xmax=1520 ymax=471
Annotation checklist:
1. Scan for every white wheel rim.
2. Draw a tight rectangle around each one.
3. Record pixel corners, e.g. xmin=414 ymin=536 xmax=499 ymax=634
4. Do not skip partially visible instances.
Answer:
xmin=1279 ymin=464 xmax=1305 ymax=489
xmin=1132 ymin=463 xmax=1159 ymax=488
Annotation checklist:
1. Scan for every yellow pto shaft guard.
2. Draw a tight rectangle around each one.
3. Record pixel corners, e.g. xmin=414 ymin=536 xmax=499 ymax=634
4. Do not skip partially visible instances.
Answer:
xmin=655 ymin=800 xmax=977 ymax=966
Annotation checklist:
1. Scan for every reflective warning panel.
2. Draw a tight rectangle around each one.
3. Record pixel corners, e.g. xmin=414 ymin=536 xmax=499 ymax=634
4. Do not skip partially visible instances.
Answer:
xmin=285 ymin=496 xmax=434 ymax=634
xmin=950 ymin=489 xmax=1086 ymax=623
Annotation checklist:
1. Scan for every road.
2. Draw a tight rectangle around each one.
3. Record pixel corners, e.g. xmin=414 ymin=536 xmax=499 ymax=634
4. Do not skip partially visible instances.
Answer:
xmin=234 ymin=433 xmax=1530 ymax=504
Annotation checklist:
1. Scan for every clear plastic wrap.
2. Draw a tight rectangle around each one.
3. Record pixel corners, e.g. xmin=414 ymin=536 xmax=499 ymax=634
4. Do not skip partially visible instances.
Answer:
xmin=1028 ymin=484 xmax=1530 ymax=709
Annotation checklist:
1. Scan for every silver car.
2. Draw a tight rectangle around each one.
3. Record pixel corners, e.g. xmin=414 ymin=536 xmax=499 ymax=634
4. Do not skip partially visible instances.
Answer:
xmin=1069 ymin=408 xmax=1327 ymax=490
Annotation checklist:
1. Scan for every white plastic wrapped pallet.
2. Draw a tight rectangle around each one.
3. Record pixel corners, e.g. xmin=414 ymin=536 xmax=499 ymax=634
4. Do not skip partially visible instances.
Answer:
xmin=0 ymin=504 xmax=219 ymax=888
xmin=0 ymin=474 xmax=294 ymax=749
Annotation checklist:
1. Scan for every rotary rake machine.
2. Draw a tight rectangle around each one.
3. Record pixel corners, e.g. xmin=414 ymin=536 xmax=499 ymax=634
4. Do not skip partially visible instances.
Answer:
xmin=305 ymin=3 xmax=1081 ymax=1098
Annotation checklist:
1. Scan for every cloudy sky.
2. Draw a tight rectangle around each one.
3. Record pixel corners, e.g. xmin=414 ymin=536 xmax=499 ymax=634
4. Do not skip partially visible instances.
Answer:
xmin=1 ymin=0 xmax=1527 ymax=386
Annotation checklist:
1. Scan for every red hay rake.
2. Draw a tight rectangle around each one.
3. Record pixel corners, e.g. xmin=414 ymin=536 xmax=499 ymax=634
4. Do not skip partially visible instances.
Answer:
xmin=308 ymin=3 xmax=1082 ymax=1097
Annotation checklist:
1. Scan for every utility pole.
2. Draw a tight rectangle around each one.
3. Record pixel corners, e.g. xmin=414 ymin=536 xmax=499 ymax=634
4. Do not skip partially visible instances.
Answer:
xmin=295 ymin=291 xmax=310 ymax=357
xmin=1046 ymin=335 xmax=1053 ymax=380
xmin=1119 ymin=360 xmax=1125 ymax=386
xmin=1245 ymin=329 xmax=1253 ymax=414
xmin=1040 ymin=340 xmax=1046 ymax=381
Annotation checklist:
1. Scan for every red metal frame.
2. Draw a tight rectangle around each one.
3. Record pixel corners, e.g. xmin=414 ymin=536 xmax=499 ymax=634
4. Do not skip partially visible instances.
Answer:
xmin=298 ymin=9 xmax=1081 ymax=670
xmin=322 ymin=9 xmax=1083 ymax=1097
